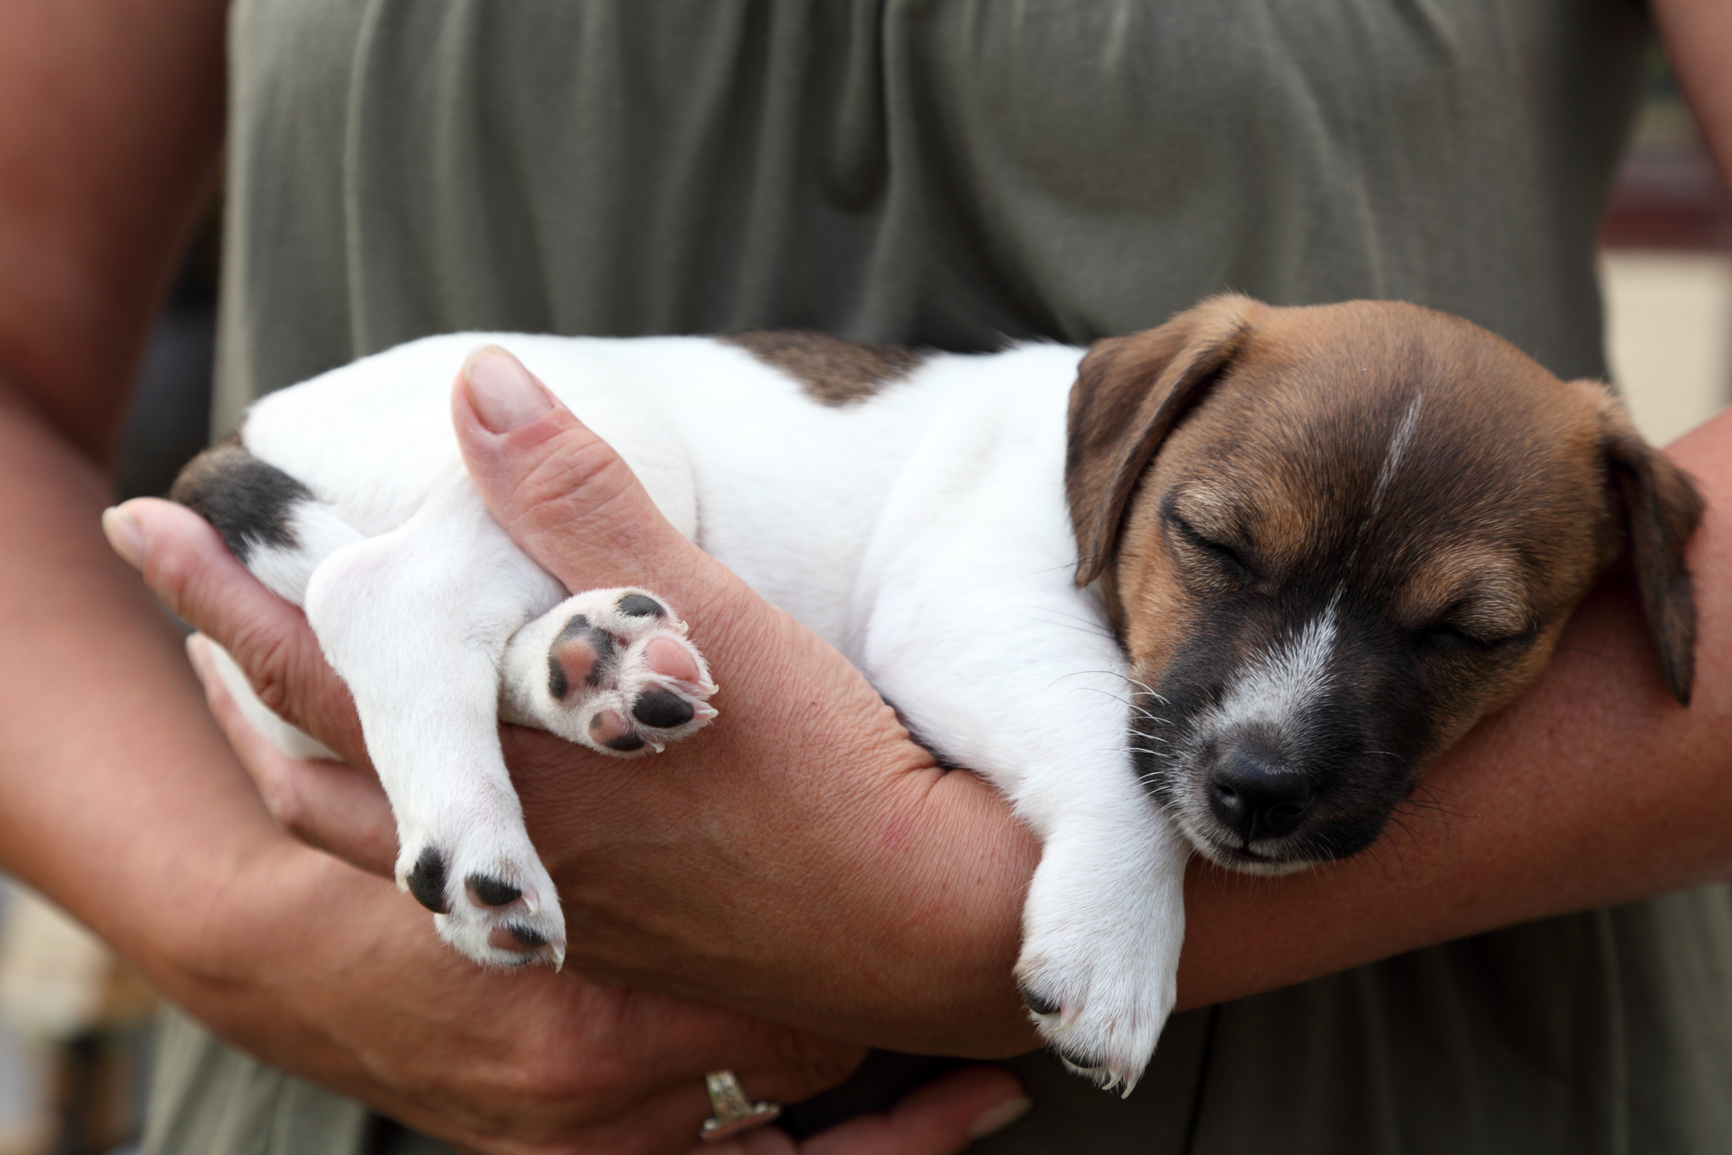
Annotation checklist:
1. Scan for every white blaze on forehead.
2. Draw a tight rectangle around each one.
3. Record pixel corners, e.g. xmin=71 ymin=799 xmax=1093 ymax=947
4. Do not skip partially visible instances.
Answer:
xmin=1210 ymin=600 xmax=1339 ymax=735
xmin=1370 ymin=392 xmax=1425 ymax=510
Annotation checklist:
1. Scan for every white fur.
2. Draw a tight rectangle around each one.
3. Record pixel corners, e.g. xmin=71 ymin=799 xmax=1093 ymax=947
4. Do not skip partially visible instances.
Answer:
xmin=1372 ymin=392 xmax=1425 ymax=510
xmin=1209 ymin=603 xmax=1340 ymax=739
xmin=218 ymin=333 xmax=1187 ymax=1086
xmin=1170 ymin=601 xmax=1339 ymax=873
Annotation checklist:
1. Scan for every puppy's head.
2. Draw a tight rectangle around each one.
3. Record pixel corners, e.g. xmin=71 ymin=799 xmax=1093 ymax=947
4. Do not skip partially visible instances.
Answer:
xmin=1068 ymin=295 xmax=1703 ymax=872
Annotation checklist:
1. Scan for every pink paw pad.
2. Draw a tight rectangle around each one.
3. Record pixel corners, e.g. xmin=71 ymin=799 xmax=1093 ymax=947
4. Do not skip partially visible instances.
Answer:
xmin=588 ymin=707 xmax=643 ymax=752
xmin=514 ymin=587 xmax=718 ymax=757
xmin=643 ymin=636 xmax=701 ymax=684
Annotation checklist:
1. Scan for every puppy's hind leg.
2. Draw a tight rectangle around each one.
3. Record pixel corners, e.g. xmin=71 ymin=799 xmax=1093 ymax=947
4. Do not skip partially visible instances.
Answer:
xmin=303 ymin=477 xmax=570 ymax=968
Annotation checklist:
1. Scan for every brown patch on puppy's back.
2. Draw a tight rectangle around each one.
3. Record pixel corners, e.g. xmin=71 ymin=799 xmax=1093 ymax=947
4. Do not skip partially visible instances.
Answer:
xmin=720 ymin=331 xmax=924 ymax=406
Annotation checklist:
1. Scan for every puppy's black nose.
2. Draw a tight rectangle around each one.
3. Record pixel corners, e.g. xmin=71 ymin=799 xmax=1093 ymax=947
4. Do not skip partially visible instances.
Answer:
xmin=1207 ymin=746 xmax=1313 ymax=841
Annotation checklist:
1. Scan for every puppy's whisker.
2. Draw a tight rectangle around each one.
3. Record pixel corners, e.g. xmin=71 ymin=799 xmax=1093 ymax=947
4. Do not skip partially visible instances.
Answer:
xmin=1408 ymin=781 xmax=1469 ymax=805
xmin=1127 ymin=730 xmax=1171 ymax=744
xmin=1028 ymin=614 xmax=1117 ymax=640
xmin=1393 ymin=798 xmax=1469 ymax=826
xmin=1124 ymin=679 xmax=1168 ymax=704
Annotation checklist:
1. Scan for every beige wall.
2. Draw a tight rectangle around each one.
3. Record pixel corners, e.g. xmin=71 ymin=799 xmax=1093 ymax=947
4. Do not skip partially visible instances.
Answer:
xmin=1600 ymin=250 xmax=1732 ymax=445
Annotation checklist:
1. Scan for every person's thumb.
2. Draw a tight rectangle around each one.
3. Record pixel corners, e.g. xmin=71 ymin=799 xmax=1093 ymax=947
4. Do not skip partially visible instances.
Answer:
xmin=451 ymin=344 xmax=716 ymax=602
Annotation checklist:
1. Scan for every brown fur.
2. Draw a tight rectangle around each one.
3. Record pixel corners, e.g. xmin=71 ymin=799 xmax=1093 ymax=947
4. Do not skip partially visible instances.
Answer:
xmin=1066 ymin=296 xmax=1704 ymax=865
xmin=1076 ymin=296 xmax=1701 ymax=710
xmin=720 ymin=330 xmax=925 ymax=406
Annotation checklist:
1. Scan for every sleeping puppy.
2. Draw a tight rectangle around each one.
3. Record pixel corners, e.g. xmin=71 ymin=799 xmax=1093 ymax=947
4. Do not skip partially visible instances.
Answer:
xmin=169 ymin=295 xmax=1702 ymax=1093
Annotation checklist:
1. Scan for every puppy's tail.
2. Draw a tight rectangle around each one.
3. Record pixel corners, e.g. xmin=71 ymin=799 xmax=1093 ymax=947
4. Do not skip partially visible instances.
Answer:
xmin=171 ymin=437 xmax=364 ymax=606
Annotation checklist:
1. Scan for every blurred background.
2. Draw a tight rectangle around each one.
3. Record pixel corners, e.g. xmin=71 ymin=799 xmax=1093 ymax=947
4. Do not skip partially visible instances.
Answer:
xmin=1599 ymin=54 xmax=1732 ymax=445
xmin=0 ymin=48 xmax=1727 ymax=1155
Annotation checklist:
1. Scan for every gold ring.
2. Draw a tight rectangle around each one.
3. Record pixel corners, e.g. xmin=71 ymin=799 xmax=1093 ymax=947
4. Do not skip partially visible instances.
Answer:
xmin=698 ymin=1069 xmax=782 ymax=1143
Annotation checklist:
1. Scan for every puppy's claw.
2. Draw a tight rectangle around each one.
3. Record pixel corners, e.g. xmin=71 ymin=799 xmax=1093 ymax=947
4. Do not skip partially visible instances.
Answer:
xmin=1056 ymin=1054 xmax=1138 ymax=1097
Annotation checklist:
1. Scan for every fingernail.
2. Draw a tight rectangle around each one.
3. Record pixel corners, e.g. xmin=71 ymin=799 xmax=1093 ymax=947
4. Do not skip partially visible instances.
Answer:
xmin=102 ymin=506 xmax=147 ymax=570
xmin=968 ymin=1095 xmax=1032 ymax=1139
xmin=464 ymin=346 xmax=551 ymax=433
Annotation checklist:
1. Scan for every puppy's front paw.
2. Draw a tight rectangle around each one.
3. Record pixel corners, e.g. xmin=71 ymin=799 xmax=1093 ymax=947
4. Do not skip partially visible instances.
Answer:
xmin=1012 ymin=868 xmax=1184 ymax=1095
xmin=1014 ymin=942 xmax=1178 ymax=1096
xmin=503 ymin=587 xmax=717 ymax=755
xmin=397 ymin=830 xmax=566 ymax=969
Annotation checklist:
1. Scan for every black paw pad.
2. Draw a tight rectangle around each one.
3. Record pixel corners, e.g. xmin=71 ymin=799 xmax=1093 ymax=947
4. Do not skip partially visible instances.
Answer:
xmin=632 ymin=687 xmax=695 ymax=729
xmin=603 ymin=731 xmax=647 ymax=752
xmin=406 ymin=846 xmax=450 ymax=914
xmin=617 ymin=593 xmax=666 ymax=619
xmin=465 ymin=874 xmax=522 ymax=908
xmin=1018 ymin=983 xmax=1060 ymax=1017
xmin=505 ymin=924 xmax=548 ymax=950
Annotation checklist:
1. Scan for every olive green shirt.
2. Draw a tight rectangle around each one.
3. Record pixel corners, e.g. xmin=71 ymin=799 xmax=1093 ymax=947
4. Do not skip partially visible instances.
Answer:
xmin=147 ymin=1 xmax=1732 ymax=1152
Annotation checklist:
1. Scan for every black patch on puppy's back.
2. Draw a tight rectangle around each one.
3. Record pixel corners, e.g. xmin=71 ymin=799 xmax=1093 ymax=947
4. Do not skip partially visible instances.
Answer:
xmin=170 ymin=435 xmax=312 ymax=563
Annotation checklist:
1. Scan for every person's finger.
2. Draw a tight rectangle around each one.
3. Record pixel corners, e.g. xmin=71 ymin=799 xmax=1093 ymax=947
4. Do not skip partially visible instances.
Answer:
xmin=186 ymin=833 xmax=868 ymax=1155
xmin=803 ymin=1067 xmax=1028 ymax=1155
xmin=103 ymin=497 xmax=371 ymax=769
xmin=691 ymin=1068 xmax=1029 ymax=1155
xmin=187 ymin=632 xmax=398 ymax=876
xmin=449 ymin=345 xmax=725 ymax=607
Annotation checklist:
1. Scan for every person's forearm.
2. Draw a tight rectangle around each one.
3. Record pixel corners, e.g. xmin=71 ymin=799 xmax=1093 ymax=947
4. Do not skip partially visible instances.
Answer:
xmin=0 ymin=392 xmax=416 ymax=1103
xmin=0 ymin=0 xmax=226 ymax=462
xmin=1654 ymin=0 xmax=1732 ymax=198
xmin=0 ymin=385 xmax=304 ymax=988
xmin=0 ymin=382 xmax=414 ymax=1103
xmin=1173 ymin=408 xmax=1732 ymax=1010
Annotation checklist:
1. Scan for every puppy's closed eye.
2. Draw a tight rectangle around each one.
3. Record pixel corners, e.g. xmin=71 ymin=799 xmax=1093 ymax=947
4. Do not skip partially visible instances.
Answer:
xmin=1413 ymin=583 xmax=1538 ymax=656
xmin=1162 ymin=498 xmax=1255 ymax=589
xmin=1416 ymin=622 xmax=1504 ymax=656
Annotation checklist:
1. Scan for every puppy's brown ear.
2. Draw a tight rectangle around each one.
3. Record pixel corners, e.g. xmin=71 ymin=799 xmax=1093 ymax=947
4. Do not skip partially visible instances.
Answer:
xmin=1578 ymin=383 xmax=1705 ymax=705
xmin=1067 ymin=294 xmax=1261 ymax=586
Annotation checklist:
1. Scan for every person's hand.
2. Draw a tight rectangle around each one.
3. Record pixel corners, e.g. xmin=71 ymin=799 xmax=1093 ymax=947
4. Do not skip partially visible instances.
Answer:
xmin=177 ymin=635 xmax=1044 ymax=1153
xmin=107 ymin=516 xmax=1036 ymax=1155
xmin=114 ymin=345 xmax=1044 ymax=1057
xmin=157 ymin=836 xmax=1028 ymax=1155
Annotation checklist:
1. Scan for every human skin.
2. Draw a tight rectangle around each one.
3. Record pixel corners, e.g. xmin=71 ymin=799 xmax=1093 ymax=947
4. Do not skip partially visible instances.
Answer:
xmin=4 ymin=0 xmax=1731 ymax=1150
xmin=0 ymin=2 xmax=1027 ymax=1152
